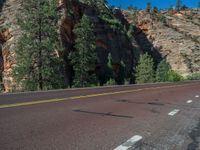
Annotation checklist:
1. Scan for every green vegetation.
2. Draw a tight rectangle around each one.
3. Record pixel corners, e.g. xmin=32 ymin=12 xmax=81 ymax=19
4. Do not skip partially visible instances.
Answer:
xmin=96 ymin=0 xmax=111 ymax=19
xmin=135 ymin=53 xmax=155 ymax=84
xmin=167 ymin=70 xmax=183 ymax=82
xmin=153 ymin=7 xmax=158 ymax=14
xmin=146 ymin=2 xmax=151 ymax=13
xmin=127 ymin=25 xmax=136 ymax=38
xmin=127 ymin=5 xmax=139 ymax=12
xmin=135 ymin=53 xmax=183 ymax=84
xmin=95 ymin=1 xmax=126 ymax=33
xmin=126 ymin=6 xmax=139 ymax=27
xmin=105 ymin=79 xmax=116 ymax=86
xmin=101 ymin=17 xmax=123 ymax=31
xmin=14 ymin=0 xmax=64 ymax=91
xmin=176 ymin=0 xmax=182 ymax=11
xmin=2 ymin=0 xmax=190 ymax=92
xmin=82 ymin=0 xmax=95 ymax=6
xmin=187 ymin=72 xmax=200 ymax=80
xmin=69 ymin=15 xmax=97 ymax=87
xmin=156 ymin=59 xmax=171 ymax=82
xmin=152 ymin=13 xmax=167 ymax=24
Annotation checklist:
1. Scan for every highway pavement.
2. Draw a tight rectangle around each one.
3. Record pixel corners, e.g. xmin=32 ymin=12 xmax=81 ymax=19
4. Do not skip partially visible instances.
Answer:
xmin=0 ymin=81 xmax=200 ymax=150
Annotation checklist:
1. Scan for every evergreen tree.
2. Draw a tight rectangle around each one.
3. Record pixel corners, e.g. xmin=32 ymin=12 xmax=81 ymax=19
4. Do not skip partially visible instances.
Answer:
xmin=14 ymin=0 xmax=64 ymax=91
xmin=127 ymin=25 xmax=136 ymax=38
xmin=146 ymin=2 xmax=151 ymax=13
xmin=198 ymin=2 xmax=200 ymax=9
xmin=156 ymin=59 xmax=171 ymax=82
xmin=82 ymin=0 xmax=95 ymax=6
xmin=96 ymin=0 xmax=111 ymax=19
xmin=176 ymin=0 xmax=182 ymax=11
xmin=181 ymin=5 xmax=188 ymax=10
xmin=135 ymin=53 xmax=155 ymax=84
xmin=153 ymin=6 xmax=158 ymax=14
xmin=69 ymin=15 xmax=97 ymax=87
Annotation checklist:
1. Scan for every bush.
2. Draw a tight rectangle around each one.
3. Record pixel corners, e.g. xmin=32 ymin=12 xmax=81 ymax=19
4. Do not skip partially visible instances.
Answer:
xmin=167 ymin=70 xmax=183 ymax=82
xmin=187 ymin=72 xmax=200 ymax=80
xmin=105 ymin=79 xmax=116 ymax=86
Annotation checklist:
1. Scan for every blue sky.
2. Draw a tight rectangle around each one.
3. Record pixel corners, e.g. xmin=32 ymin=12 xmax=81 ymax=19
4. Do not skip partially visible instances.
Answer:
xmin=107 ymin=0 xmax=199 ymax=9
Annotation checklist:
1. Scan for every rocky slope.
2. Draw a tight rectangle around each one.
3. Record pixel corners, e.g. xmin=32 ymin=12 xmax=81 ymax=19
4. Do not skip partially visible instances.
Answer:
xmin=0 ymin=0 xmax=134 ymax=92
xmin=0 ymin=0 xmax=199 ymax=92
xmin=62 ymin=0 xmax=134 ymax=87
xmin=0 ymin=0 xmax=21 ymax=92
xmin=123 ymin=9 xmax=200 ymax=76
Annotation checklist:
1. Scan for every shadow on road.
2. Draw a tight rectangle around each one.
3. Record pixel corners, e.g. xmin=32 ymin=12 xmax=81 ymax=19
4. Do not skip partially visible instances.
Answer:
xmin=187 ymin=119 xmax=200 ymax=150
xmin=73 ymin=109 xmax=133 ymax=119
xmin=116 ymin=99 xmax=165 ymax=106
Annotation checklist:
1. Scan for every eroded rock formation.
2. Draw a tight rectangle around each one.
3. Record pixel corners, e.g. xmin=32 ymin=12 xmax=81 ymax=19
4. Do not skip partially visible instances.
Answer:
xmin=124 ymin=10 xmax=200 ymax=76
xmin=60 ymin=0 xmax=134 ymax=86
xmin=0 ymin=0 xmax=199 ymax=92
xmin=0 ymin=0 xmax=22 ymax=92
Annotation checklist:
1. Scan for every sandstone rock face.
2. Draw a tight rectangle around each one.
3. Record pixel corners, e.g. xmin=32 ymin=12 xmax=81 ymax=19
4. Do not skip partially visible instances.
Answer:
xmin=0 ymin=0 xmax=21 ymax=92
xmin=0 ymin=0 xmax=70 ymax=92
xmin=61 ymin=0 xmax=134 ymax=86
xmin=0 ymin=0 xmax=135 ymax=91
xmin=124 ymin=10 xmax=200 ymax=76
xmin=1 ymin=0 xmax=199 ymax=92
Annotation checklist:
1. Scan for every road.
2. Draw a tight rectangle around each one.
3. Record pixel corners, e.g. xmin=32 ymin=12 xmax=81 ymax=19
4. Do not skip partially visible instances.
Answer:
xmin=0 ymin=81 xmax=200 ymax=150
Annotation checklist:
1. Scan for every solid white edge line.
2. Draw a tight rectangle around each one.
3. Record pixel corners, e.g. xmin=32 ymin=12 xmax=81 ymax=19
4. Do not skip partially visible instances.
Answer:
xmin=114 ymin=135 xmax=143 ymax=150
xmin=187 ymin=100 xmax=193 ymax=104
xmin=168 ymin=109 xmax=180 ymax=116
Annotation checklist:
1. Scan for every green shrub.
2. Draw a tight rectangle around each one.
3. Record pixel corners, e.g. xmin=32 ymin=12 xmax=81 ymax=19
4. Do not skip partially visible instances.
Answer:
xmin=167 ymin=70 xmax=183 ymax=82
xmin=105 ymin=79 xmax=116 ymax=86
xmin=187 ymin=72 xmax=200 ymax=80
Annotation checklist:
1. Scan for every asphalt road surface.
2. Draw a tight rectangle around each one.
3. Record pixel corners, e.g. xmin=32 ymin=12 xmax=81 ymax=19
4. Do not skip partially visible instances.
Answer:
xmin=1 ymin=81 xmax=200 ymax=150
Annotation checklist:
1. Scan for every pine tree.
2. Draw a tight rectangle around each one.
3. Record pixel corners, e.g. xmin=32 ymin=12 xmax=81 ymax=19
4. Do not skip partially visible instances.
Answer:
xmin=69 ymin=15 xmax=97 ymax=87
xmin=153 ymin=7 xmax=158 ymax=14
xmin=14 ymin=0 xmax=64 ymax=91
xmin=156 ymin=59 xmax=171 ymax=82
xmin=146 ymin=2 xmax=151 ymax=13
xmin=198 ymin=2 xmax=200 ymax=9
xmin=135 ymin=53 xmax=155 ymax=84
xmin=176 ymin=0 xmax=182 ymax=11
xmin=96 ymin=0 xmax=111 ymax=19
xmin=82 ymin=0 xmax=95 ymax=6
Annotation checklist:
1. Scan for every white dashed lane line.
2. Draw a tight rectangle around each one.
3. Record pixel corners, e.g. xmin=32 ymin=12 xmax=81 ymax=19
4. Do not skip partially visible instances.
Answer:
xmin=114 ymin=135 xmax=143 ymax=150
xmin=187 ymin=100 xmax=193 ymax=104
xmin=168 ymin=109 xmax=180 ymax=116
xmin=195 ymin=95 xmax=199 ymax=98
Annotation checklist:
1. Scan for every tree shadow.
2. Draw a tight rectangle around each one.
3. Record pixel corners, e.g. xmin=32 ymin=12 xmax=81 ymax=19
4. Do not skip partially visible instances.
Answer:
xmin=135 ymin=29 xmax=163 ymax=66
xmin=116 ymin=99 xmax=164 ymax=106
xmin=73 ymin=109 xmax=133 ymax=119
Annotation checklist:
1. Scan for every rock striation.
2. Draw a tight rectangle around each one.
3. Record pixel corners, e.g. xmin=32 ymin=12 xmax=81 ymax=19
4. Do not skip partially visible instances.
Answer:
xmin=0 ymin=0 xmax=21 ymax=92
xmin=60 ymin=0 xmax=134 ymax=86
xmin=0 ymin=0 xmax=200 ymax=92
xmin=123 ymin=9 xmax=200 ymax=76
